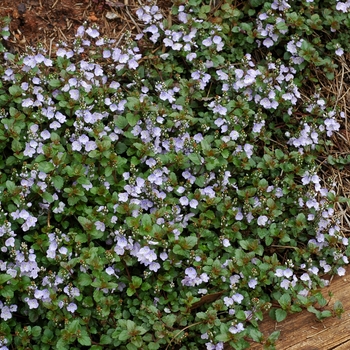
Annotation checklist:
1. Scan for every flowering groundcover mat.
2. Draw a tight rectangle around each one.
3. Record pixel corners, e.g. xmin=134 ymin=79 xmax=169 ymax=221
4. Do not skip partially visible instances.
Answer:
xmin=0 ymin=1 xmax=349 ymax=349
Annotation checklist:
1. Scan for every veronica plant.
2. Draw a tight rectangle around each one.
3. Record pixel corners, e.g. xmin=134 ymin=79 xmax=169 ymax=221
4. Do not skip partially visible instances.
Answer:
xmin=0 ymin=1 xmax=349 ymax=349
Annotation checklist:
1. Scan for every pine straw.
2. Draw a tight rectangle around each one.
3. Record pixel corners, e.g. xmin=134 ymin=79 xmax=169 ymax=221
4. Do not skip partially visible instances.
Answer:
xmin=313 ymin=54 xmax=350 ymax=235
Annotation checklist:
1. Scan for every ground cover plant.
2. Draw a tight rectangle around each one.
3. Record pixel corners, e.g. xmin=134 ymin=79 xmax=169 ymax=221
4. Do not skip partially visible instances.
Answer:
xmin=0 ymin=0 xmax=350 ymax=349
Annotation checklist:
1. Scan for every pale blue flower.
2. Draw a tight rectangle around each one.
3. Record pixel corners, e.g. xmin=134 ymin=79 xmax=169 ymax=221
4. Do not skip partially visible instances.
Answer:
xmin=95 ymin=221 xmax=105 ymax=232
xmin=0 ymin=305 xmax=12 ymax=320
xmin=202 ymin=37 xmax=212 ymax=47
xmin=179 ymin=197 xmax=189 ymax=206
xmin=188 ymin=199 xmax=198 ymax=209
xmin=118 ymin=193 xmax=129 ymax=202
xmin=86 ymin=27 xmax=100 ymax=38
xmin=337 ymin=267 xmax=346 ymax=276
xmin=25 ymin=298 xmax=39 ymax=309
xmin=186 ymin=53 xmax=196 ymax=61
xmin=136 ymin=246 xmax=157 ymax=265
xmin=229 ymin=322 xmax=244 ymax=334
xmin=160 ymin=252 xmax=168 ymax=261
xmin=67 ymin=303 xmax=78 ymax=313
xmin=248 ymin=278 xmax=258 ymax=289
xmin=257 ymin=215 xmax=268 ymax=226
xmin=300 ymin=273 xmax=310 ymax=281
xmin=149 ymin=262 xmax=161 ymax=272
xmin=280 ymin=279 xmax=291 ymax=290
xmin=232 ymin=293 xmax=244 ymax=303
xmin=85 ymin=141 xmax=97 ymax=151
xmin=223 ymin=296 xmax=234 ymax=307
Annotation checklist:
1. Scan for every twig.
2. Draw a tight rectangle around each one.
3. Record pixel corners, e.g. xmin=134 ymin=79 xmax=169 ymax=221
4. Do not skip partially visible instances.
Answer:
xmin=125 ymin=6 xmax=142 ymax=33
xmin=49 ymin=38 xmax=54 ymax=58
xmin=58 ymin=27 xmax=68 ymax=42
xmin=51 ymin=0 xmax=59 ymax=9
xmin=165 ymin=321 xmax=203 ymax=350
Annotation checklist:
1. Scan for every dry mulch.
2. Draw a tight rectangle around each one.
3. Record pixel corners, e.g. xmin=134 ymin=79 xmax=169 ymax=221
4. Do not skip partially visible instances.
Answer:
xmin=0 ymin=0 xmax=162 ymax=55
xmin=317 ymin=55 xmax=350 ymax=236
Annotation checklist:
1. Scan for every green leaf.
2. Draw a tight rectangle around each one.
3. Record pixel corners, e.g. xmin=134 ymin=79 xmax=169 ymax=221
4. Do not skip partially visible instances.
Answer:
xmin=127 ymin=343 xmax=138 ymax=350
xmin=52 ymin=175 xmax=64 ymax=190
xmin=131 ymin=335 xmax=143 ymax=347
xmin=141 ymin=214 xmax=152 ymax=230
xmin=114 ymin=116 xmax=128 ymax=129
xmin=38 ymin=161 xmax=55 ymax=173
xmin=188 ymin=153 xmax=202 ymax=165
xmin=295 ymin=213 xmax=306 ymax=224
xmin=74 ymin=233 xmax=88 ymax=243
xmin=126 ymin=97 xmax=139 ymax=109
xmin=100 ymin=334 xmax=112 ymax=345
xmin=126 ymin=113 xmax=139 ymax=126
xmin=195 ymin=175 xmax=205 ymax=187
xmin=42 ymin=328 xmax=54 ymax=343
xmin=11 ymin=139 xmax=22 ymax=152
xmin=139 ymin=281 xmax=150 ymax=291
xmin=56 ymin=338 xmax=68 ymax=350
xmin=334 ymin=300 xmax=344 ymax=319
xmin=67 ymin=319 xmax=80 ymax=333
xmin=131 ymin=276 xmax=142 ymax=288
xmin=275 ymin=309 xmax=287 ymax=322
xmin=320 ymin=310 xmax=332 ymax=319
xmin=78 ymin=273 xmax=92 ymax=286
xmin=267 ymin=330 xmax=280 ymax=342
xmin=9 ymin=85 xmax=22 ymax=97
xmin=278 ymin=293 xmax=291 ymax=309
xmin=148 ymin=342 xmax=160 ymax=350
xmin=0 ymin=274 xmax=11 ymax=284
xmin=5 ymin=180 xmax=16 ymax=193
xmin=116 ymin=142 xmax=127 ymax=154
xmin=0 ymin=286 xmax=14 ymax=298
xmin=201 ymin=138 xmax=211 ymax=152
xmin=118 ymin=330 xmax=130 ymax=341
xmin=203 ymin=210 xmax=215 ymax=220
xmin=201 ymin=4 xmax=211 ymax=13
xmin=78 ymin=216 xmax=93 ymax=231
xmin=42 ymin=192 xmax=54 ymax=203
xmin=88 ymin=150 xmax=100 ymax=158
xmin=173 ymin=244 xmax=189 ymax=257
xmin=49 ymin=79 xmax=62 ymax=87
xmin=126 ymin=320 xmax=136 ymax=333
xmin=177 ymin=236 xmax=198 ymax=250
xmin=215 ymin=332 xmax=229 ymax=342
xmin=93 ymin=289 xmax=104 ymax=303
xmin=238 ymin=240 xmax=250 ymax=250
xmin=78 ymin=330 xmax=91 ymax=346
xmin=205 ymin=157 xmax=220 ymax=171
xmin=76 ymin=177 xmax=91 ymax=186
xmin=162 ymin=314 xmax=176 ymax=328
xmin=248 ymin=327 xmax=262 ymax=342
xmin=275 ymin=149 xmax=285 ymax=160
xmin=276 ymin=20 xmax=288 ymax=32
xmin=32 ymin=326 xmax=42 ymax=337
xmin=126 ymin=288 xmax=134 ymax=296
xmin=296 ymin=295 xmax=309 ymax=305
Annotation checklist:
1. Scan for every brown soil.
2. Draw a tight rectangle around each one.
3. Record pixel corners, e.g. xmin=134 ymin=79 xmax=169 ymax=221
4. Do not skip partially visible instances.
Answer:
xmin=0 ymin=0 xmax=154 ymax=54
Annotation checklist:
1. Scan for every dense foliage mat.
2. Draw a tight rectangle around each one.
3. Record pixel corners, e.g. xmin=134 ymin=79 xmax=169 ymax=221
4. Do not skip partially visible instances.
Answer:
xmin=0 ymin=0 xmax=349 ymax=349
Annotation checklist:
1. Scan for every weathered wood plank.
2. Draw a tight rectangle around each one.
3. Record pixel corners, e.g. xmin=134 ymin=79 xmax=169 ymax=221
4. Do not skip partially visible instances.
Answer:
xmin=250 ymin=267 xmax=350 ymax=349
